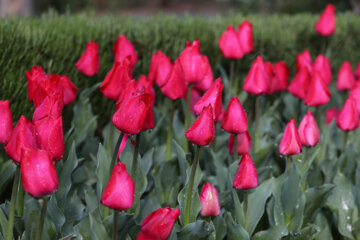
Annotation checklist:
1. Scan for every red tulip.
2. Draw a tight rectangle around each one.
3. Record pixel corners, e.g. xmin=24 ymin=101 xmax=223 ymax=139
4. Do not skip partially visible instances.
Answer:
xmin=350 ymin=81 xmax=360 ymax=113
xmin=136 ymin=207 xmax=180 ymax=240
xmin=336 ymin=97 xmax=359 ymax=131
xmin=355 ymin=61 xmax=360 ymax=79
xmin=0 ymin=100 xmax=13 ymax=143
xmin=296 ymin=50 xmax=312 ymax=74
xmin=148 ymin=50 xmax=173 ymax=86
xmin=304 ymin=71 xmax=331 ymax=107
xmin=237 ymin=20 xmax=254 ymax=55
xmin=189 ymin=89 xmax=202 ymax=115
xmin=113 ymin=93 xmax=154 ymax=135
xmin=336 ymin=61 xmax=355 ymax=91
xmin=218 ymin=25 xmax=243 ymax=59
xmin=33 ymin=94 xmax=63 ymax=122
xmin=100 ymin=58 xmax=132 ymax=101
xmin=101 ymin=161 xmax=134 ymax=210
xmin=313 ymin=54 xmax=332 ymax=85
xmin=117 ymin=133 xmax=128 ymax=160
xmin=243 ymin=56 xmax=271 ymax=95
xmin=298 ymin=111 xmax=320 ymax=147
xmin=32 ymin=77 xmax=63 ymax=109
xmin=279 ymin=119 xmax=302 ymax=155
xmin=315 ymin=4 xmax=336 ymax=36
xmin=75 ymin=41 xmax=100 ymax=77
xmin=185 ymin=105 xmax=215 ymax=146
xmin=194 ymin=78 xmax=224 ymax=122
xmin=199 ymin=182 xmax=221 ymax=217
xmin=49 ymin=74 xmax=77 ymax=106
xmin=34 ymin=116 xmax=65 ymax=162
xmin=325 ymin=107 xmax=339 ymax=125
xmin=233 ymin=153 xmax=258 ymax=190
xmin=20 ymin=147 xmax=58 ymax=197
xmin=269 ymin=61 xmax=290 ymax=94
xmin=137 ymin=75 xmax=155 ymax=99
xmin=160 ymin=58 xmax=187 ymax=100
xmin=228 ymin=131 xmax=252 ymax=155
xmin=221 ymin=97 xmax=247 ymax=134
xmin=288 ymin=68 xmax=310 ymax=100
xmin=113 ymin=35 xmax=138 ymax=69
xmin=193 ymin=57 xmax=214 ymax=92
xmin=4 ymin=116 xmax=37 ymax=164
xmin=179 ymin=39 xmax=209 ymax=85
xmin=26 ymin=66 xmax=48 ymax=102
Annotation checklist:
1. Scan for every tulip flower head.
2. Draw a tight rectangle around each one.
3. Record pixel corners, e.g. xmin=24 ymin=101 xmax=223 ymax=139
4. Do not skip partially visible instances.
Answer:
xmin=355 ymin=61 xmax=360 ymax=79
xmin=243 ymin=56 xmax=271 ymax=95
xmin=32 ymin=94 xmax=64 ymax=122
xmin=349 ymin=81 xmax=360 ymax=113
xmin=336 ymin=61 xmax=355 ymax=91
xmin=228 ymin=131 xmax=252 ymax=155
xmin=325 ymin=107 xmax=339 ymax=125
xmin=298 ymin=111 xmax=320 ymax=147
xmin=313 ymin=54 xmax=332 ymax=85
xmin=288 ymin=67 xmax=310 ymax=100
xmin=218 ymin=25 xmax=243 ymax=59
xmin=49 ymin=74 xmax=77 ymax=106
xmin=113 ymin=35 xmax=138 ymax=69
xmin=336 ymin=97 xmax=359 ymax=131
xmin=296 ymin=50 xmax=312 ymax=74
xmin=0 ymin=100 xmax=13 ymax=143
xmin=221 ymin=97 xmax=248 ymax=134
xmin=26 ymin=66 xmax=48 ymax=102
xmin=233 ymin=153 xmax=258 ymax=190
xmin=192 ymin=57 xmax=214 ymax=93
xmin=160 ymin=58 xmax=187 ymax=100
xmin=75 ymin=40 xmax=100 ymax=77
xmin=315 ymin=4 xmax=336 ymax=36
xmin=199 ymin=182 xmax=221 ymax=217
xmin=279 ymin=119 xmax=302 ymax=155
xmin=148 ymin=50 xmax=173 ymax=86
xmin=268 ymin=61 xmax=290 ymax=94
xmin=304 ymin=71 xmax=331 ymax=107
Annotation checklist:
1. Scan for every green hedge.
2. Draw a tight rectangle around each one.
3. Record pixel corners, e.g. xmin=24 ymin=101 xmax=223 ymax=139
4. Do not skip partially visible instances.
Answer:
xmin=1 ymin=11 xmax=360 ymax=122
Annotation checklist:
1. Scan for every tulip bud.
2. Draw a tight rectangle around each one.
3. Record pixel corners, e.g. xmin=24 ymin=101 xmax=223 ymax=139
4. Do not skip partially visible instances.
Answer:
xmin=101 ymin=161 xmax=134 ymax=210
xmin=185 ymin=105 xmax=215 ymax=146
xmin=325 ymin=107 xmax=339 ymax=125
xmin=288 ymin=67 xmax=310 ymax=100
xmin=243 ymin=56 xmax=271 ymax=95
xmin=350 ymin=81 xmax=360 ymax=113
xmin=218 ymin=25 xmax=243 ymax=59
xmin=194 ymin=78 xmax=224 ymax=122
xmin=75 ymin=41 xmax=100 ymax=77
xmin=137 ymin=75 xmax=156 ymax=99
xmin=160 ymin=58 xmax=187 ymax=100
xmin=296 ymin=50 xmax=312 ymax=74
xmin=34 ymin=116 xmax=65 ymax=161
xmin=221 ymin=97 xmax=247 ymax=134
xmin=33 ymin=94 xmax=64 ymax=122
xmin=269 ymin=61 xmax=290 ymax=94
xmin=32 ymin=77 xmax=64 ymax=109
xmin=304 ymin=71 xmax=331 ymax=107
xmin=237 ymin=20 xmax=254 ymax=55
xmin=336 ymin=61 xmax=355 ymax=91
xmin=228 ymin=131 xmax=252 ymax=155
xmin=0 ymin=100 xmax=13 ymax=143
xmin=113 ymin=35 xmax=138 ymax=69
xmin=313 ymin=54 xmax=332 ymax=85
xmin=20 ymin=147 xmax=58 ymax=197
xmin=193 ymin=57 xmax=214 ymax=92
xmin=136 ymin=207 xmax=180 ymax=240
xmin=49 ymin=74 xmax=77 ymax=106
xmin=200 ymin=182 xmax=221 ymax=217
xmin=315 ymin=4 xmax=336 ymax=36
xmin=148 ymin=50 xmax=173 ymax=86
xmin=355 ymin=61 xmax=360 ymax=79
xmin=298 ymin=111 xmax=320 ymax=147
xmin=336 ymin=97 xmax=359 ymax=131
xmin=113 ymin=93 xmax=154 ymax=135
xmin=4 ymin=116 xmax=37 ymax=164
xmin=279 ymin=119 xmax=302 ymax=155
xmin=26 ymin=66 xmax=48 ymax=102
xmin=100 ymin=58 xmax=132 ymax=101
xmin=233 ymin=153 xmax=258 ymax=190
xmin=179 ymin=39 xmax=208 ymax=85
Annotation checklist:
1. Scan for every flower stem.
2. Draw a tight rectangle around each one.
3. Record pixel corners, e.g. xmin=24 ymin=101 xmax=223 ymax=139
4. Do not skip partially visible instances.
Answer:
xmin=303 ymin=147 xmax=309 ymax=162
xmin=184 ymin=85 xmax=193 ymax=153
xmin=112 ymin=211 xmax=118 ymax=240
xmin=254 ymin=95 xmax=261 ymax=153
xmin=184 ymin=145 xmax=201 ymax=226
xmin=229 ymin=61 xmax=235 ymax=92
xmin=131 ymin=133 xmax=141 ymax=178
xmin=111 ymin=132 xmax=124 ymax=174
xmin=37 ymin=197 xmax=49 ymax=240
xmin=341 ymin=131 xmax=348 ymax=155
xmin=286 ymin=155 xmax=292 ymax=176
xmin=16 ymin=183 xmax=24 ymax=217
xmin=233 ymin=134 xmax=238 ymax=161
xmin=166 ymin=101 xmax=176 ymax=162
xmin=243 ymin=190 xmax=248 ymax=228
xmin=7 ymin=166 xmax=20 ymax=240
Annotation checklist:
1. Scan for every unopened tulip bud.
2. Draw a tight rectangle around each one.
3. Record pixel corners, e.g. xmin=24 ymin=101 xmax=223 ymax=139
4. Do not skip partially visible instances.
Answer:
xmin=233 ymin=153 xmax=258 ymax=189
xmin=279 ymin=119 xmax=302 ymax=155
xmin=199 ymin=182 xmax=221 ymax=217
xmin=298 ymin=111 xmax=320 ymax=147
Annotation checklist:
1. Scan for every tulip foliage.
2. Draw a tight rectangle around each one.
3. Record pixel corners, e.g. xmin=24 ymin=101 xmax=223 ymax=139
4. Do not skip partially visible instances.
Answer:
xmin=2 ymin=8 xmax=360 ymax=240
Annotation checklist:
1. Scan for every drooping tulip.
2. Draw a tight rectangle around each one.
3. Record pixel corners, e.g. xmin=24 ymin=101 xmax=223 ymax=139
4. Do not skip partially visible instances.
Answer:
xmin=237 ymin=20 xmax=254 ymax=55
xmin=298 ymin=111 xmax=320 ymax=147
xmin=194 ymin=78 xmax=224 ymax=122
xmin=221 ymin=97 xmax=247 ymax=134
xmin=136 ymin=207 xmax=180 ymax=240
xmin=288 ymin=67 xmax=310 ymax=100
xmin=160 ymin=58 xmax=187 ymax=100
xmin=315 ymin=4 xmax=336 ymax=36
xmin=218 ymin=25 xmax=243 ymax=59
xmin=304 ymin=71 xmax=331 ymax=107
xmin=296 ymin=50 xmax=312 ymax=73
xmin=243 ymin=56 xmax=271 ymax=95
xmin=336 ymin=97 xmax=359 ymax=131
xmin=0 ymin=100 xmax=13 ymax=143
xmin=336 ymin=61 xmax=355 ymax=91
xmin=325 ymin=107 xmax=339 ymax=125
xmin=228 ymin=131 xmax=252 ymax=155
xmin=25 ymin=66 xmax=48 ymax=102
xmin=279 ymin=119 xmax=302 ymax=155
xmin=101 ymin=161 xmax=134 ymax=210
xmin=185 ymin=105 xmax=215 ymax=146
xmin=20 ymin=147 xmax=58 ymax=197
xmin=199 ymin=182 xmax=221 ymax=217
xmin=313 ymin=54 xmax=332 ymax=85
xmin=113 ymin=35 xmax=138 ymax=69
xmin=4 ymin=116 xmax=37 ymax=164
xmin=233 ymin=153 xmax=258 ymax=189
xmin=148 ymin=50 xmax=173 ymax=86
xmin=75 ymin=40 xmax=100 ymax=77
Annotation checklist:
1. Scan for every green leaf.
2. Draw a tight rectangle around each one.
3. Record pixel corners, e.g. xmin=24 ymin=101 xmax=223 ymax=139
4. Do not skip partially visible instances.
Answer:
xmin=0 ymin=208 xmax=8 ymax=240
xmin=253 ymin=224 xmax=288 ymax=240
xmin=225 ymin=212 xmax=249 ymax=240
xmin=231 ymin=189 xmax=244 ymax=226
xmin=95 ymin=143 xmax=111 ymax=202
xmin=281 ymin=163 xmax=301 ymax=220
xmin=291 ymin=224 xmax=320 ymax=240
xmin=173 ymin=139 xmax=190 ymax=185
xmin=0 ymin=160 xmax=15 ymax=196
xmin=47 ymin=195 xmax=65 ymax=235
xmin=177 ymin=220 xmax=214 ymax=240
xmin=89 ymin=211 xmax=111 ymax=240
xmin=178 ymin=187 xmax=201 ymax=226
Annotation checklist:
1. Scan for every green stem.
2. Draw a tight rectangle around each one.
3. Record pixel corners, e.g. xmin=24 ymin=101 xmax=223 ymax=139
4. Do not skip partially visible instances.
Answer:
xmin=16 ymin=183 xmax=24 ymax=217
xmin=229 ymin=61 xmax=235 ymax=92
xmin=341 ymin=131 xmax=348 ymax=156
xmin=113 ymin=211 xmax=118 ymax=240
xmin=286 ymin=155 xmax=292 ymax=176
xmin=233 ymin=134 xmax=238 ymax=161
xmin=303 ymin=147 xmax=309 ymax=162
xmin=184 ymin=85 xmax=193 ymax=153
xmin=36 ymin=197 xmax=49 ymax=240
xmin=254 ymin=96 xmax=261 ymax=153
xmin=166 ymin=101 xmax=176 ymax=162
xmin=7 ymin=166 xmax=20 ymax=240
xmin=110 ymin=132 xmax=124 ymax=174
xmin=184 ymin=145 xmax=201 ymax=226
xmin=243 ymin=190 xmax=248 ymax=228
xmin=131 ymin=133 xmax=141 ymax=178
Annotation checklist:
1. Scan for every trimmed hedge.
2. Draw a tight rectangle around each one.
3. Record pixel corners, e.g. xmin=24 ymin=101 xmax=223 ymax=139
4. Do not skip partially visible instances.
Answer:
xmin=1 ymin=11 xmax=360 ymax=122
